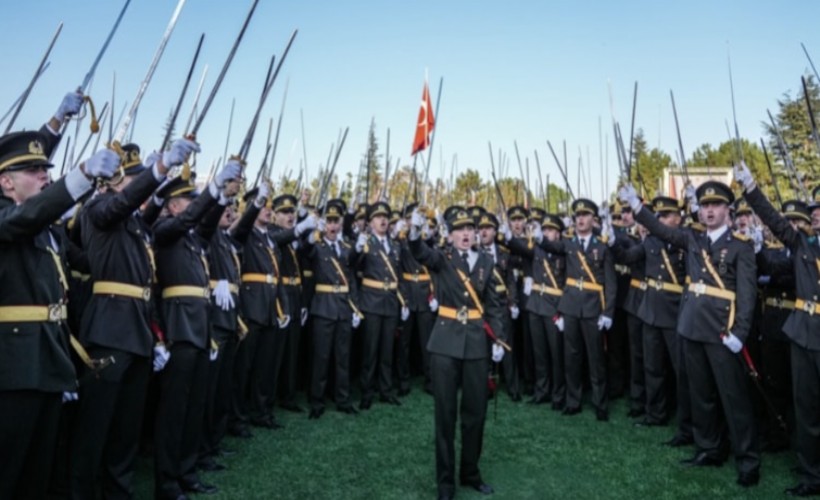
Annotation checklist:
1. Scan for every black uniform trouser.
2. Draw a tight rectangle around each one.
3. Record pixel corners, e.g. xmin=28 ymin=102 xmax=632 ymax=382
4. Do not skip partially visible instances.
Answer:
xmin=607 ymin=307 xmax=629 ymax=397
xmin=499 ymin=315 xmax=520 ymax=398
xmin=791 ymin=343 xmax=820 ymax=486
xmin=256 ymin=322 xmax=287 ymax=417
xmin=545 ymin=314 xmax=564 ymax=406
xmin=230 ymin=327 xmax=256 ymax=430
xmin=528 ymin=313 xmax=553 ymax=401
xmin=642 ymin=324 xmax=676 ymax=423
xmin=564 ymin=315 xmax=608 ymax=411
xmin=626 ymin=312 xmax=646 ymax=412
xmin=70 ymin=348 xmax=150 ymax=500
xmin=280 ymin=290 xmax=302 ymax=406
xmin=398 ymin=309 xmax=435 ymax=392
xmin=515 ymin=310 xmax=534 ymax=390
xmin=760 ymin=335 xmax=791 ymax=444
xmin=431 ymin=353 xmax=488 ymax=498
xmin=310 ymin=315 xmax=352 ymax=410
xmin=360 ymin=313 xmax=398 ymax=401
xmin=683 ymin=337 xmax=759 ymax=475
xmin=0 ymin=390 xmax=62 ymax=500
xmin=154 ymin=343 xmax=209 ymax=499
xmin=200 ymin=328 xmax=237 ymax=459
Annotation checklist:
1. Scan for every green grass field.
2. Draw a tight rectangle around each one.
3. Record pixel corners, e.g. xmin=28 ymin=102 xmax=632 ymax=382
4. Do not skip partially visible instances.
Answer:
xmin=133 ymin=381 xmax=797 ymax=499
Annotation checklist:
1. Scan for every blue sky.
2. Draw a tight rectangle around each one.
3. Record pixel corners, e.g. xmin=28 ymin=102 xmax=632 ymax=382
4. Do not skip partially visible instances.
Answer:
xmin=1 ymin=0 xmax=818 ymax=199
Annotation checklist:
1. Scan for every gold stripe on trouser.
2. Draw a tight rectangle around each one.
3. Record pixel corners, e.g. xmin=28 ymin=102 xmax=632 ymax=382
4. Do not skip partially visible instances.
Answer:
xmin=645 ymin=278 xmax=683 ymax=294
xmin=361 ymin=278 xmax=398 ymax=291
xmin=208 ymin=280 xmax=239 ymax=294
xmin=533 ymin=283 xmax=563 ymax=297
xmin=438 ymin=306 xmax=482 ymax=322
xmin=795 ymin=298 xmax=820 ymax=316
xmin=241 ymin=273 xmax=278 ymax=285
xmin=161 ymin=286 xmax=210 ymax=299
xmin=93 ymin=281 xmax=152 ymax=300
xmin=764 ymin=297 xmax=795 ymax=310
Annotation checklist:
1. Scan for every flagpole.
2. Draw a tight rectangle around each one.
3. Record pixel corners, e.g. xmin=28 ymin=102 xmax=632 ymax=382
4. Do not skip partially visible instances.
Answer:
xmin=422 ymin=75 xmax=443 ymax=208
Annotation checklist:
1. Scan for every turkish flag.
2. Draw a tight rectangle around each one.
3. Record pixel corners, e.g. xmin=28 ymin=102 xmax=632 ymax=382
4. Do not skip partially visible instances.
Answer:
xmin=411 ymin=80 xmax=435 ymax=155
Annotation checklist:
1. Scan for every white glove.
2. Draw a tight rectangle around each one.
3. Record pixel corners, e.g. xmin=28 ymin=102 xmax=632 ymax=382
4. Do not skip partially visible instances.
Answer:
xmin=83 ymin=149 xmax=121 ymax=178
xmin=722 ymin=332 xmax=743 ymax=353
xmin=411 ymin=209 xmax=426 ymax=229
xmin=209 ymin=346 xmax=219 ymax=362
xmin=392 ymin=219 xmax=407 ymax=239
xmin=554 ymin=316 xmax=565 ymax=332
xmin=429 ymin=297 xmax=439 ymax=312
xmin=491 ymin=343 xmax=505 ymax=363
xmin=253 ymin=181 xmax=271 ymax=208
xmin=734 ymin=161 xmax=756 ymax=191
xmin=510 ymin=305 xmax=520 ymax=320
xmin=214 ymin=159 xmax=242 ymax=189
xmin=317 ymin=217 xmax=327 ymax=233
xmin=300 ymin=307 xmax=309 ymax=326
xmin=295 ymin=214 xmax=318 ymax=237
xmin=684 ymin=184 xmax=699 ymax=212
xmin=212 ymin=279 xmax=235 ymax=311
xmin=278 ymin=314 xmax=291 ymax=329
xmin=597 ymin=315 xmax=613 ymax=331
xmin=532 ymin=227 xmax=544 ymax=244
xmin=55 ymin=91 xmax=83 ymax=122
xmin=401 ymin=306 xmax=410 ymax=322
xmin=144 ymin=150 xmax=161 ymax=169
xmin=153 ymin=344 xmax=171 ymax=372
xmin=618 ymin=183 xmax=641 ymax=212
xmin=758 ymin=275 xmax=771 ymax=285
xmin=355 ymin=233 xmax=368 ymax=252
xmin=603 ymin=222 xmax=616 ymax=247
xmin=62 ymin=391 xmax=79 ymax=403
xmin=352 ymin=313 xmax=362 ymax=328
xmin=751 ymin=226 xmax=764 ymax=254
xmin=599 ymin=202 xmax=610 ymax=221
xmin=162 ymin=138 xmax=200 ymax=169
xmin=523 ymin=276 xmax=533 ymax=296
xmin=499 ymin=223 xmax=512 ymax=242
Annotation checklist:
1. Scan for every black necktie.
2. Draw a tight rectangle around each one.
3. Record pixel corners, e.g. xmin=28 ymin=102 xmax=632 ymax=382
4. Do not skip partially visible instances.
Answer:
xmin=335 ymin=242 xmax=341 ymax=258
xmin=461 ymin=252 xmax=470 ymax=271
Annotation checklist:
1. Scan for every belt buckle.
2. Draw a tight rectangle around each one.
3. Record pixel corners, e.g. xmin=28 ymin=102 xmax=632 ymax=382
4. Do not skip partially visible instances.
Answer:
xmin=382 ymin=280 xmax=391 ymax=291
xmin=202 ymin=287 xmax=211 ymax=299
xmin=142 ymin=287 xmax=152 ymax=301
xmin=653 ymin=280 xmax=662 ymax=292
xmin=575 ymin=278 xmax=584 ymax=291
xmin=266 ymin=275 xmax=274 ymax=284
xmin=639 ymin=281 xmax=647 ymax=291
xmin=333 ymin=284 xmax=341 ymax=293
xmin=805 ymin=301 xmax=817 ymax=316
xmin=692 ymin=283 xmax=706 ymax=296
xmin=412 ymin=272 xmax=419 ymax=282
xmin=48 ymin=304 xmax=62 ymax=322
xmin=456 ymin=306 xmax=469 ymax=325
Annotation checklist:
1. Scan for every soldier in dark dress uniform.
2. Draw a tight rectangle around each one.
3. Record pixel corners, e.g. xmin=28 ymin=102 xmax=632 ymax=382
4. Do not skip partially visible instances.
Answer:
xmin=621 ymin=180 xmax=760 ymax=487
xmin=152 ymin=160 xmax=240 ymax=499
xmin=736 ymin=162 xmax=820 ymax=495
xmin=353 ymin=201 xmax=405 ymax=408
xmin=407 ymin=206 xmax=506 ymax=500
xmin=70 ymin=140 xmax=195 ymax=499
xmin=305 ymin=199 xmax=361 ymax=418
xmin=0 ymin=104 xmax=120 ymax=499
xmin=506 ymin=205 xmax=531 ymax=396
xmin=269 ymin=193 xmax=317 ymax=413
xmin=523 ymin=198 xmax=617 ymax=421
xmin=507 ymin=214 xmax=567 ymax=407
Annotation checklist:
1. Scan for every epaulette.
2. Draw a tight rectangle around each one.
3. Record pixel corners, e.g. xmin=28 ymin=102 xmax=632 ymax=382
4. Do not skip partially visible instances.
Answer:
xmin=732 ymin=231 xmax=751 ymax=242
xmin=498 ymin=246 xmax=510 ymax=254
xmin=598 ymin=235 xmax=609 ymax=245
xmin=764 ymin=240 xmax=784 ymax=250
xmin=340 ymin=241 xmax=351 ymax=248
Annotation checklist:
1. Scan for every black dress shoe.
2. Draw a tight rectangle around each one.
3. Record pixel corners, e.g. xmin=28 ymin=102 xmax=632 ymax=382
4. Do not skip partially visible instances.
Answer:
xmin=551 ymin=401 xmax=564 ymax=412
xmin=308 ymin=408 xmax=324 ymax=419
xmin=596 ymin=409 xmax=609 ymax=422
xmin=379 ymin=395 xmax=402 ymax=406
xmin=785 ymin=483 xmax=820 ymax=496
xmin=562 ymin=406 xmax=581 ymax=416
xmin=228 ymin=426 xmax=253 ymax=439
xmin=626 ymin=408 xmax=645 ymax=418
xmin=338 ymin=405 xmax=359 ymax=415
xmin=528 ymin=396 xmax=548 ymax=405
xmin=359 ymin=398 xmax=372 ymax=410
xmin=216 ymin=446 xmax=237 ymax=457
xmin=680 ymin=451 xmax=723 ymax=467
xmin=252 ymin=416 xmax=283 ymax=429
xmin=462 ymin=481 xmax=494 ymax=495
xmin=197 ymin=458 xmax=227 ymax=472
xmin=509 ymin=393 xmax=522 ymax=402
xmin=280 ymin=402 xmax=304 ymax=413
xmin=737 ymin=470 xmax=760 ymax=488
xmin=664 ymin=434 xmax=694 ymax=447
xmin=397 ymin=387 xmax=411 ymax=397
xmin=182 ymin=481 xmax=218 ymax=495
xmin=634 ymin=418 xmax=664 ymax=428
